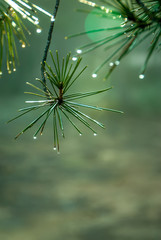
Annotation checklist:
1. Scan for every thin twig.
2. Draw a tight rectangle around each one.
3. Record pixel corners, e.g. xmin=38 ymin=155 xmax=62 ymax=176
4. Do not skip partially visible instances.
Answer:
xmin=41 ymin=0 xmax=60 ymax=93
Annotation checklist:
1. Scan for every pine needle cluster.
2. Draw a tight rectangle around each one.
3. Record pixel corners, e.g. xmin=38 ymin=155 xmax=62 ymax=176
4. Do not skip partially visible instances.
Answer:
xmin=8 ymin=51 xmax=122 ymax=152
xmin=0 ymin=0 xmax=52 ymax=75
xmin=67 ymin=0 xmax=161 ymax=79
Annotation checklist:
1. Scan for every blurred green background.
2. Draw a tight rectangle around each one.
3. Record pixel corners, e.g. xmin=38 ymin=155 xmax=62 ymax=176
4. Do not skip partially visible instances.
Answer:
xmin=0 ymin=0 xmax=161 ymax=239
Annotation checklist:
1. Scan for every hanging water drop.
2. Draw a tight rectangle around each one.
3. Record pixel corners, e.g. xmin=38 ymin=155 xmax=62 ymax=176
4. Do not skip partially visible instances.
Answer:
xmin=22 ymin=14 xmax=27 ymax=19
xmin=36 ymin=28 xmax=42 ymax=33
xmin=139 ymin=74 xmax=145 ymax=79
xmin=33 ymin=136 xmax=37 ymax=140
xmin=121 ymin=23 xmax=125 ymax=27
xmin=92 ymin=73 xmax=97 ymax=78
xmin=72 ymin=57 xmax=77 ymax=61
xmin=12 ymin=21 xmax=16 ymax=27
xmin=109 ymin=62 xmax=114 ymax=67
xmin=115 ymin=60 xmax=120 ymax=66
xmin=34 ymin=20 xmax=39 ymax=25
xmin=51 ymin=16 xmax=55 ymax=22
xmin=53 ymin=147 xmax=57 ymax=151
xmin=76 ymin=49 xmax=82 ymax=54
xmin=93 ymin=133 xmax=97 ymax=136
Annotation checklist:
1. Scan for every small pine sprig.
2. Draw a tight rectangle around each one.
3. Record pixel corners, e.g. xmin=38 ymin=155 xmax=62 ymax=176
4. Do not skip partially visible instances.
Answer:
xmin=66 ymin=0 xmax=161 ymax=80
xmin=0 ymin=0 xmax=53 ymax=75
xmin=8 ymin=51 xmax=123 ymax=152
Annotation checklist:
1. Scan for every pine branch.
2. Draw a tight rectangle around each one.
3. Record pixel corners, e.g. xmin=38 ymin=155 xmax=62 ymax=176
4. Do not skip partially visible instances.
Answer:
xmin=41 ymin=0 xmax=60 ymax=93
xmin=7 ymin=1 xmax=123 ymax=152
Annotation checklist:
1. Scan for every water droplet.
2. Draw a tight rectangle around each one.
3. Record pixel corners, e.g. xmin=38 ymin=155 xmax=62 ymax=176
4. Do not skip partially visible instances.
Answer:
xmin=106 ymin=9 xmax=109 ymax=13
xmin=109 ymin=62 xmax=114 ymax=67
xmin=139 ymin=74 xmax=145 ymax=79
xmin=36 ymin=28 xmax=42 ymax=33
xmin=8 ymin=70 xmax=11 ymax=74
xmin=22 ymin=14 xmax=27 ymax=19
xmin=0 ymin=71 xmax=2 ymax=75
xmin=33 ymin=136 xmax=37 ymax=140
xmin=76 ymin=49 xmax=82 ymax=54
xmin=34 ymin=20 xmax=39 ymax=25
xmin=115 ymin=60 xmax=120 ymax=66
xmin=12 ymin=22 xmax=16 ymax=27
xmin=22 ymin=43 xmax=26 ymax=48
xmin=79 ymin=133 xmax=82 ymax=136
xmin=93 ymin=133 xmax=97 ymax=136
xmin=53 ymin=147 xmax=57 ymax=151
xmin=72 ymin=57 xmax=77 ymax=61
xmin=92 ymin=73 xmax=97 ymax=78
xmin=13 ymin=68 xmax=16 ymax=72
xmin=51 ymin=16 xmax=55 ymax=22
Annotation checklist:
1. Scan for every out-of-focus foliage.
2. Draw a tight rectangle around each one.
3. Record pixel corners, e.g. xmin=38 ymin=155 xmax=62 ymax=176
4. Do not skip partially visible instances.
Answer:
xmin=67 ymin=0 xmax=161 ymax=79
xmin=0 ymin=0 xmax=52 ymax=75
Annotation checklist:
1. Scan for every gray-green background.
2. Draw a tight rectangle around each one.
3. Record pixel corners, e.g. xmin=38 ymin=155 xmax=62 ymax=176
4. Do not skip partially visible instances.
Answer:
xmin=0 ymin=1 xmax=161 ymax=239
